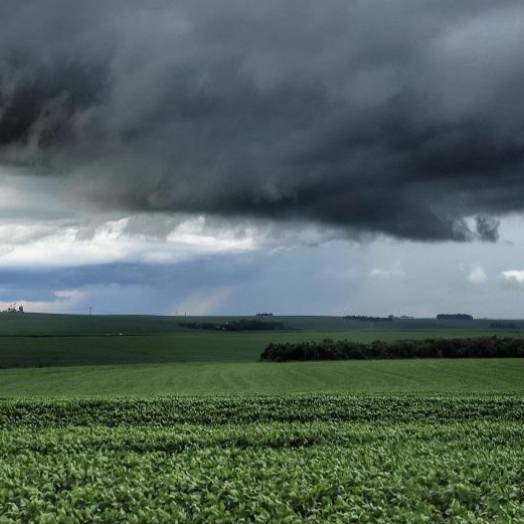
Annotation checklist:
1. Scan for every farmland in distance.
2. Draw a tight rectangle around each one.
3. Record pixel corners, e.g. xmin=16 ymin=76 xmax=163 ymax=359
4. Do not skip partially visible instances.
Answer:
xmin=0 ymin=312 xmax=523 ymax=369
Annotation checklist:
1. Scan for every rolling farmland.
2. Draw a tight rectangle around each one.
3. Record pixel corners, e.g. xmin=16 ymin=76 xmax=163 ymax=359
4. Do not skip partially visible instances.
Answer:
xmin=0 ymin=313 xmax=523 ymax=369
xmin=0 ymin=313 xmax=524 ymax=522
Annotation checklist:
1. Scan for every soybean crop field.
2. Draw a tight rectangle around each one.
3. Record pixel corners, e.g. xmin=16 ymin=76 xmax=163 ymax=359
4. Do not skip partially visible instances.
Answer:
xmin=1 ymin=395 xmax=524 ymax=523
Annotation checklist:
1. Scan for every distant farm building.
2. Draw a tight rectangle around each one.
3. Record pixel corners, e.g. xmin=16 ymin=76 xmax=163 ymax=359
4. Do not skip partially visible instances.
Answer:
xmin=1 ymin=304 xmax=24 ymax=314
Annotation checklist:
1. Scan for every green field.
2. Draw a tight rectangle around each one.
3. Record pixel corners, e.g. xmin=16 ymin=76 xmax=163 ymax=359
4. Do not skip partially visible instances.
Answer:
xmin=0 ymin=359 xmax=523 ymax=397
xmin=0 ymin=312 xmax=523 ymax=397
xmin=2 ymin=329 xmax=522 ymax=368
xmin=2 ymin=311 xmax=523 ymax=336
xmin=1 ymin=313 xmax=523 ymax=369
xmin=1 ymin=313 xmax=524 ymax=522
xmin=1 ymin=396 xmax=524 ymax=522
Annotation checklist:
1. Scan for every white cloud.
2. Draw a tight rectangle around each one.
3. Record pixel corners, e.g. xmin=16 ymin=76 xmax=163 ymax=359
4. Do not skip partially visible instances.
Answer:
xmin=499 ymin=270 xmax=524 ymax=288
xmin=468 ymin=266 xmax=487 ymax=284
xmin=369 ymin=261 xmax=405 ymax=280
xmin=0 ymin=212 xmax=260 ymax=269
xmin=0 ymin=169 xmax=342 ymax=269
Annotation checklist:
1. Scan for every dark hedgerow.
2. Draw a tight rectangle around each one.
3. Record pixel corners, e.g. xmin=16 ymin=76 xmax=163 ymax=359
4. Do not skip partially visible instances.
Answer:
xmin=180 ymin=319 xmax=283 ymax=331
xmin=260 ymin=336 xmax=524 ymax=362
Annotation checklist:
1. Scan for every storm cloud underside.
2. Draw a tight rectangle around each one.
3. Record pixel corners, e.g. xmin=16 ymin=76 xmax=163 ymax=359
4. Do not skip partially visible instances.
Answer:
xmin=1 ymin=0 xmax=523 ymax=241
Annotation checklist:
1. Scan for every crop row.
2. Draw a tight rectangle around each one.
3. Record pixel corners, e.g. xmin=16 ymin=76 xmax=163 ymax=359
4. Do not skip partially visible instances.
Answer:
xmin=1 ymin=419 xmax=524 ymax=523
xmin=1 ymin=394 xmax=524 ymax=427
xmin=0 ymin=420 xmax=523 ymax=455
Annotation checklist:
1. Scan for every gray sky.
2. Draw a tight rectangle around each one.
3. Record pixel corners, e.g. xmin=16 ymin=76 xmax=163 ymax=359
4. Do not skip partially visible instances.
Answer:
xmin=1 ymin=1 xmax=524 ymax=316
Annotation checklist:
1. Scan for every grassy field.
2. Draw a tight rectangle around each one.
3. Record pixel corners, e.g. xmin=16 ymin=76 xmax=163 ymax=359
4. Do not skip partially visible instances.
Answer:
xmin=0 ymin=358 xmax=522 ymax=397
xmin=2 ymin=329 xmax=523 ymax=368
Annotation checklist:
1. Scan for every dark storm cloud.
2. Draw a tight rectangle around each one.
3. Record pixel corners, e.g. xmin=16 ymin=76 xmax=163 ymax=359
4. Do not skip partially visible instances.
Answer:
xmin=475 ymin=215 xmax=500 ymax=243
xmin=1 ymin=0 xmax=523 ymax=241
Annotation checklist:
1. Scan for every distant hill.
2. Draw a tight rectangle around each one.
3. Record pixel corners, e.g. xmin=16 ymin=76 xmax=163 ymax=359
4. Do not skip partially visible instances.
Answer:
xmin=0 ymin=312 xmax=523 ymax=338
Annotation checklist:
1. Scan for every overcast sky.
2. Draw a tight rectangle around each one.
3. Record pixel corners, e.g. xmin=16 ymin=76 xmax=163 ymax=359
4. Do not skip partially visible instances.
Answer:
xmin=1 ymin=0 xmax=524 ymax=317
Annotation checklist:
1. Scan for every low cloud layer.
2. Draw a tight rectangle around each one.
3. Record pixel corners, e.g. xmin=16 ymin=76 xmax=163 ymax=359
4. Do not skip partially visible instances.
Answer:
xmin=3 ymin=234 xmax=524 ymax=317
xmin=1 ymin=0 xmax=523 ymax=241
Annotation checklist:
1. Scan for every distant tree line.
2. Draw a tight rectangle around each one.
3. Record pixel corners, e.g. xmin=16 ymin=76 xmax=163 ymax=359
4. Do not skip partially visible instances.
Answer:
xmin=260 ymin=337 xmax=524 ymax=362
xmin=343 ymin=315 xmax=393 ymax=322
xmin=436 ymin=314 xmax=473 ymax=320
xmin=180 ymin=319 xmax=283 ymax=332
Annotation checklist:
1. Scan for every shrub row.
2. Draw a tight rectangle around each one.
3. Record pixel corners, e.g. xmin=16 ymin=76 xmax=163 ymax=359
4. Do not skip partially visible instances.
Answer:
xmin=260 ymin=336 xmax=524 ymax=362
xmin=180 ymin=319 xmax=283 ymax=331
